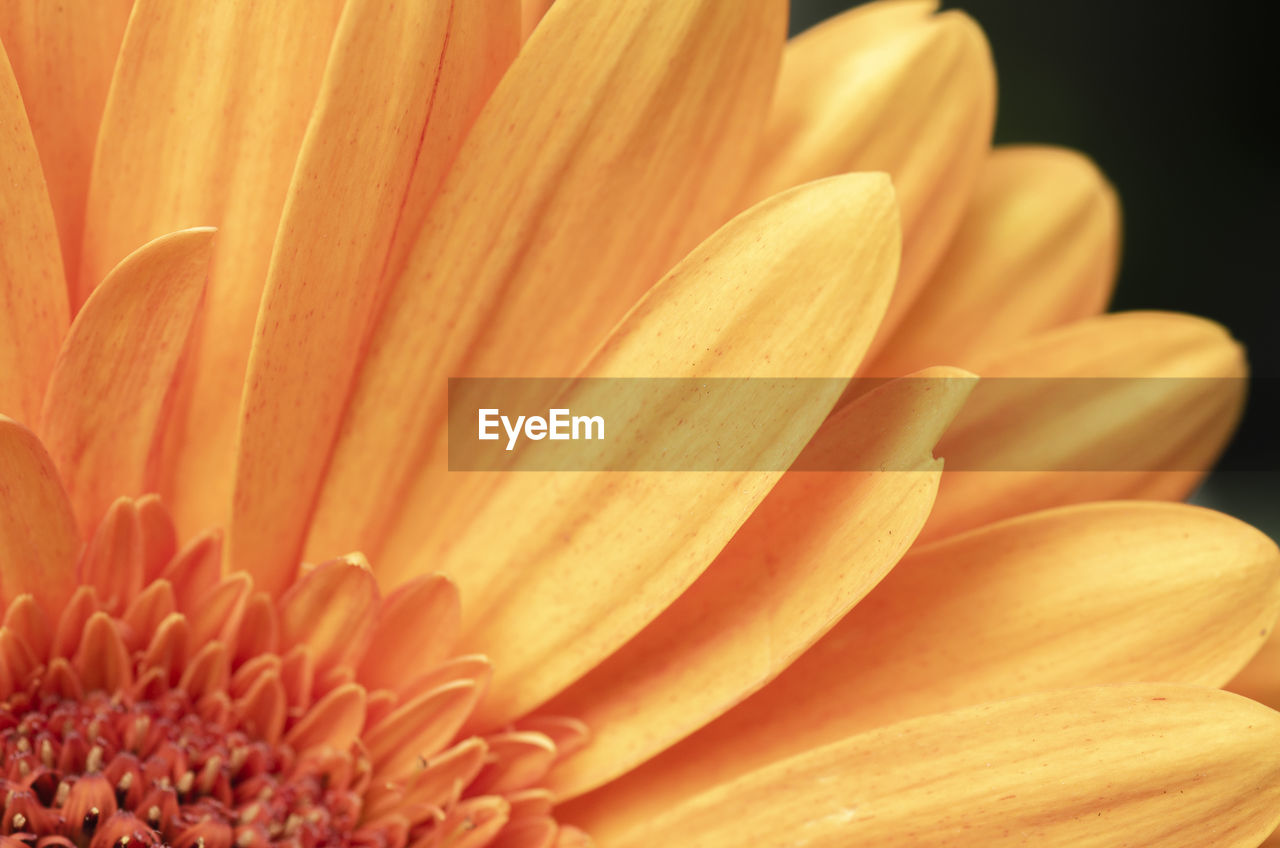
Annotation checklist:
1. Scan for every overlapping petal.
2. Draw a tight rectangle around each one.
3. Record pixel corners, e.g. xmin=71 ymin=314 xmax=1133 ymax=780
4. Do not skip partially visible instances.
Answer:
xmin=40 ymin=228 xmax=213 ymax=535
xmin=923 ymin=311 xmax=1246 ymax=540
xmin=744 ymin=0 xmax=995 ymax=344
xmin=0 ymin=44 xmax=67 ymax=425
xmin=0 ymin=0 xmax=132 ymax=282
xmin=542 ymin=367 xmax=973 ymax=798
xmin=83 ymin=0 xmax=345 ymax=536
xmin=580 ymin=685 xmax=1280 ymax=848
xmin=869 ymin=145 xmax=1120 ymax=376
xmin=432 ymin=173 xmax=900 ymax=725
xmin=0 ymin=418 xmax=79 ymax=614
xmin=561 ymin=501 xmax=1280 ymax=832
xmin=304 ymin=0 xmax=788 ymax=573
xmin=230 ymin=0 xmax=518 ymax=595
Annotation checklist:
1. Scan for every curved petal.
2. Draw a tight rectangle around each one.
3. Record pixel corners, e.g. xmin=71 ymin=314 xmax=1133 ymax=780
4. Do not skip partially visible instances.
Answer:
xmin=305 ymin=0 xmax=788 ymax=572
xmin=924 ymin=311 xmax=1245 ymax=541
xmin=283 ymin=681 xmax=366 ymax=753
xmin=0 ymin=417 xmax=80 ymax=615
xmin=0 ymin=0 xmax=132 ymax=282
xmin=357 ymin=575 xmax=461 ymax=693
xmin=76 ymin=497 xmax=144 ymax=617
xmin=520 ymin=0 xmax=554 ymax=39
xmin=40 ymin=228 xmax=212 ymax=534
xmin=1229 ymin=628 xmax=1280 ymax=711
xmin=229 ymin=0 xmax=517 ymax=595
xmin=744 ymin=0 xmax=994 ymax=344
xmin=0 ymin=44 xmax=67 ymax=425
xmin=542 ymin=367 xmax=973 ymax=798
xmin=869 ymin=145 xmax=1120 ymax=376
xmin=422 ymin=173 xmax=899 ymax=726
xmin=278 ymin=557 xmax=378 ymax=674
xmin=83 ymin=0 xmax=345 ymax=537
xmin=563 ymin=501 xmax=1280 ymax=829
xmin=578 ymin=685 xmax=1280 ymax=848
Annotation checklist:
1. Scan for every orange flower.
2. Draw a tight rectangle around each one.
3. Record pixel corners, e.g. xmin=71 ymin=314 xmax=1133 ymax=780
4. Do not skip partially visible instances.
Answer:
xmin=2 ymin=1 xmax=1278 ymax=847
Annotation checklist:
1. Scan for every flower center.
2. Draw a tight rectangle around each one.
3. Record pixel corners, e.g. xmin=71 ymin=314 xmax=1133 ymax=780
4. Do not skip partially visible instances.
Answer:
xmin=1 ymin=497 xmax=586 ymax=848
xmin=2 ymin=688 xmax=359 ymax=848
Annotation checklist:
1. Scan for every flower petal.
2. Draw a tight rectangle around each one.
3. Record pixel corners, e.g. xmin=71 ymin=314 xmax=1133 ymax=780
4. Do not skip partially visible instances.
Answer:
xmin=0 ymin=44 xmax=67 ymax=425
xmin=923 ymin=311 xmax=1245 ymax=540
xmin=39 ymin=228 xmax=213 ymax=535
xmin=542 ymin=367 xmax=973 ymax=798
xmin=0 ymin=0 xmax=132 ymax=282
xmin=75 ymin=497 xmax=144 ymax=617
xmin=83 ymin=0 xmax=345 ymax=537
xmin=229 ymin=0 xmax=518 ymax=595
xmin=278 ymin=558 xmax=378 ymax=674
xmin=744 ymin=0 xmax=994 ymax=344
xmin=74 ymin=612 xmax=132 ymax=694
xmin=868 ymin=146 xmax=1120 ymax=376
xmin=419 ymin=174 xmax=899 ymax=726
xmin=1229 ymin=629 xmax=1280 ymax=711
xmin=581 ymin=500 xmax=1280 ymax=824
xmin=283 ymin=681 xmax=366 ymax=753
xmin=305 ymin=0 xmax=787 ymax=572
xmin=520 ymin=0 xmax=554 ymax=38
xmin=357 ymin=575 xmax=461 ymax=694
xmin=365 ymin=680 xmax=482 ymax=780
xmin=579 ymin=685 xmax=1280 ymax=848
xmin=470 ymin=732 xmax=557 ymax=795
xmin=0 ymin=417 xmax=79 ymax=615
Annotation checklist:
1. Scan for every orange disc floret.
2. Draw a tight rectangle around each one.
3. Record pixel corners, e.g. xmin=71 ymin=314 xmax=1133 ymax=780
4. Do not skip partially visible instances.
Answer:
xmin=0 ymin=497 xmax=586 ymax=848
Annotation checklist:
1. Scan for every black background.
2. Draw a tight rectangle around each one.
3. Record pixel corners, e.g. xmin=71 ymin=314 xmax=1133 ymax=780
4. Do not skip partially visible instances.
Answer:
xmin=790 ymin=1 xmax=1278 ymax=534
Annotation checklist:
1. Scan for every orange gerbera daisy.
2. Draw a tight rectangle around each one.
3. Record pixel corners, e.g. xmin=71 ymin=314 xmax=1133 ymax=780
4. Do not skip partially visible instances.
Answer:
xmin=2 ymin=1 xmax=1279 ymax=847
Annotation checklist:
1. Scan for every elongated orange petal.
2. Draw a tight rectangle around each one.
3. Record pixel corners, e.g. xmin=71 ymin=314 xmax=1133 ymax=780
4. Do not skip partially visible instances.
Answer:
xmin=869 ymin=146 xmax=1120 ymax=376
xmin=470 ymin=732 xmax=557 ymax=796
xmin=0 ymin=45 xmax=67 ymax=425
xmin=51 ymin=585 xmax=98 ymax=659
xmin=578 ymin=685 xmax=1280 ymax=848
xmin=444 ymin=797 xmax=509 ymax=848
xmin=0 ymin=417 xmax=79 ymax=614
xmin=83 ymin=0 xmax=345 ymax=538
xmin=74 ymin=612 xmax=132 ymax=694
xmin=587 ymin=501 xmax=1280 ymax=822
xmin=364 ymin=737 xmax=488 ymax=821
xmin=305 ymin=0 xmax=787 ymax=572
xmin=0 ymin=1 xmax=132 ymax=283
xmin=121 ymin=579 xmax=176 ymax=651
xmin=357 ymin=575 xmax=460 ymax=693
xmin=278 ymin=558 xmax=378 ymax=674
xmin=520 ymin=0 xmax=554 ymax=38
xmin=489 ymin=818 xmax=556 ymax=848
xmin=75 ymin=497 xmax=144 ymax=616
xmin=178 ymin=641 xmax=230 ymax=700
xmin=923 ymin=311 xmax=1245 ymax=541
xmin=3 ymin=594 xmax=51 ymax=659
xmin=1230 ymin=629 xmax=1280 ymax=710
xmin=136 ymin=494 xmax=178 ymax=582
xmin=233 ymin=671 xmax=287 ymax=745
xmin=140 ymin=612 xmax=188 ymax=685
xmin=744 ymin=0 xmax=994 ymax=346
xmin=40 ymin=228 xmax=212 ymax=534
xmin=282 ymin=682 xmax=366 ymax=753
xmin=230 ymin=0 xmax=517 ymax=596
xmin=543 ymin=367 xmax=972 ymax=798
xmin=365 ymin=681 xmax=482 ymax=780
xmin=418 ymin=174 xmax=899 ymax=726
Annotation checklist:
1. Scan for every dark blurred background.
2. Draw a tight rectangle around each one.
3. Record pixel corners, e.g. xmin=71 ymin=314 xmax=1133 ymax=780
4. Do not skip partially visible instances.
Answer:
xmin=790 ymin=0 xmax=1279 ymax=536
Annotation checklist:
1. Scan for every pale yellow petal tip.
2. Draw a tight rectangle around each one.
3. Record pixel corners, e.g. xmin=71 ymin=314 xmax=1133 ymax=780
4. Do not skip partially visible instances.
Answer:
xmin=335 ymin=551 xmax=374 ymax=572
